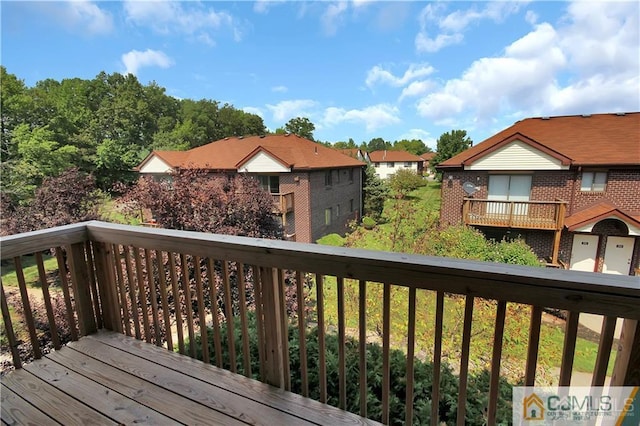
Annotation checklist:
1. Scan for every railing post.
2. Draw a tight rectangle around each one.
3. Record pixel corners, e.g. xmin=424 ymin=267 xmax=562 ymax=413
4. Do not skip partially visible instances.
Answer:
xmin=68 ymin=242 xmax=97 ymax=336
xmin=258 ymin=266 xmax=287 ymax=388
xmin=611 ymin=319 xmax=640 ymax=386
xmin=462 ymin=199 xmax=470 ymax=224
xmin=92 ymin=242 xmax=122 ymax=332
xmin=551 ymin=202 xmax=566 ymax=265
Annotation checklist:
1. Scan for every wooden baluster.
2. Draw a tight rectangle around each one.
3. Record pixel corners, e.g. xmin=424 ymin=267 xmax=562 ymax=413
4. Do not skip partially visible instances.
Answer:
xmin=296 ymin=271 xmax=308 ymax=396
xmin=169 ymin=253 xmax=185 ymax=354
xmin=1 ymin=281 xmax=22 ymax=368
xmin=123 ymin=246 xmax=141 ymax=340
xmin=559 ymin=311 xmax=580 ymax=386
xmin=155 ymin=250 xmax=173 ymax=352
xmin=611 ymin=319 xmax=640 ymax=386
xmin=35 ymin=252 xmax=60 ymax=350
xmin=382 ymin=283 xmax=391 ymax=425
xmin=112 ymin=245 xmax=131 ymax=337
xmin=277 ymin=269 xmax=291 ymax=391
xmin=14 ymin=256 xmax=42 ymax=359
xmin=592 ymin=316 xmax=617 ymax=386
xmin=206 ymin=258 xmax=223 ymax=367
xmin=430 ymin=291 xmax=444 ymax=426
xmin=180 ymin=254 xmax=196 ymax=358
xmin=55 ymin=248 xmax=78 ymax=341
xmin=253 ymin=265 xmax=266 ymax=379
xmin=237 ymin=263 xmax=251 ymax=377
xmin=456 ymin=296 xmax=474 ymax=426
xmin=359 ymin=279 xmax=367 ymax=418
xmin=525 ymin=306 xmax=542 ymax=386
xmin=222 ymin=261 xmax=236 ymax=372
xmin=134 ymin=248 xmax=151 ymax=342
xmin=316 ymin=273 xmax=327 ymax=402
xmin=337 ymin=277 xmax=346 ymax=410
xmin=68 ymin=243 xmax=97 ymax=336
xmin=405 ymin=287 xmax=417 ymax=426
xmin=144 ymin=249 xmax=161 ymax=345
xmin=487 ymin=301 xmax=506 ymax=425
xmin=84 ymin=241 xmax=102 ymax=329
xmin=194 ymin=256 xmax=209 ymax=363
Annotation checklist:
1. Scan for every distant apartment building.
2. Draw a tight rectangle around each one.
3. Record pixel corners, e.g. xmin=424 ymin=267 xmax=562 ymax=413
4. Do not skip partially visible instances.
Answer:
xmin=137 ymin=134 xmax=366 ymax=243
xmin=369 ymin=150 xmax=424 ymax=179
xmin=437 ymin=112 xmax=640 ymax=275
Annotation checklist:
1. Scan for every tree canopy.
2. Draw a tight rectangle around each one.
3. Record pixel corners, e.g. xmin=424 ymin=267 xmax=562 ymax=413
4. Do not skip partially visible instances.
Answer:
xmin=430 ymin=130 xmax=473 ymax=175
xmin=283 ymin=117 xmax=315 ymax=141
xmin=0 ymin=67 xmax=267 ymax=200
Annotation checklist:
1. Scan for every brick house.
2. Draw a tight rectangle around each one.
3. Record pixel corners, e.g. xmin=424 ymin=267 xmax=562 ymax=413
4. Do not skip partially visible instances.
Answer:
xmin=369 ymin=150 xmax=425 ymax=179
xmin=136 ymin=134 xmax=365 ymax=243
xmin=437 ymin=112 xmax=640 ymax=275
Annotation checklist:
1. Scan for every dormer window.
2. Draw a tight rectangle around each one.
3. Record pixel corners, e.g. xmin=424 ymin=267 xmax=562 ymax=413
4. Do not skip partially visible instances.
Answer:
xmin=581 ymin=171 xmax=607 ymax=192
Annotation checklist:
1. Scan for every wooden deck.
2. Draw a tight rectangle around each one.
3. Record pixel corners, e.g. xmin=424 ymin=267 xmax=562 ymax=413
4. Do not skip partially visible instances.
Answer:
xmin=1 ymin=331 xmax=378 ymax=426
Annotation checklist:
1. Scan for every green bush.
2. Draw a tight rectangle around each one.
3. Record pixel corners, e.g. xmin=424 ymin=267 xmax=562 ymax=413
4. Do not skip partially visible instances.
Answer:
xmin=192 ymin=313 xmax=514 ymax=425
xmin=316 ymin=233 xmax=346 ymax=246
xmin=362 ymin=216 xmax=376 ymax=230
xmin=487 ymin=238 xmax=541 ymax=267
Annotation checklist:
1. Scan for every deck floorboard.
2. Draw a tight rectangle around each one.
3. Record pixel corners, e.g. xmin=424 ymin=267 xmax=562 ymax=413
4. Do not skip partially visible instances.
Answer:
xmin=1 ymin=331 xmax=379 ymax=426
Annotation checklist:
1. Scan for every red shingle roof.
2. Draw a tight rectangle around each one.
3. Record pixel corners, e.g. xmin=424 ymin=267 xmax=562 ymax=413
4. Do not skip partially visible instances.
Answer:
xmin=369 ymin=150 xmax=424 ymax=162
xmin=564 ymin=201 xmax=640 ymax=231
xmin=439 ymin=113 xmax=640 ymax=168
xmin=139 ymin=135 xmax=365 ymax=171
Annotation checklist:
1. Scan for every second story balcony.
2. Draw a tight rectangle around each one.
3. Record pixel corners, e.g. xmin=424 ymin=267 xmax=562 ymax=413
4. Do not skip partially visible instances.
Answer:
xmin=463 ymin=198 xmax=567 ymax=231
xmin=272 ymin=191 xmax=295 ymax=214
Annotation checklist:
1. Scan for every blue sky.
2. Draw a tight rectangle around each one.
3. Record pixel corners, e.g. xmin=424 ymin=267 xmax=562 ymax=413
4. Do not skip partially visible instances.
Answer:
xmin=2 ymin=1 xmax=639 ymax=148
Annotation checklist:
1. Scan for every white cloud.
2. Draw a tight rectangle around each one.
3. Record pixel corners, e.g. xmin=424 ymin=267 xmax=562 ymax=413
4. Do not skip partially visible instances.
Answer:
xmin=415 ymin=1 xmax=640 ymax=123
xmin=271 ymin=85 xmax=288 ymax=93
xmin=321 ymin=2 xmax=349 ymax=36
xmin=40 ymin=1 xmax=113 ymax=35
xmin=525 ymin=10 xmax=538 ymax=25
xmin=399 ymin=80 xmax=434 ymax=102
xmin=398 ymin=129 xmax=435 ymax=146
xmin=267 ymin=100 xmax=318 ymax=123
xmin=366 ymin=63 xmax=435 ymax=88
xmin=242 ymin=107 xmax=264 ymax=117
xmin=123 ymin=1 xmax=243 ymax=43
xmin=322 ymin=104 xmax=400 ymax=132
xmin=415 ymin=2 xmax=526 ymax=53
xmin=121 ymin=49 xmax=174 ymax=76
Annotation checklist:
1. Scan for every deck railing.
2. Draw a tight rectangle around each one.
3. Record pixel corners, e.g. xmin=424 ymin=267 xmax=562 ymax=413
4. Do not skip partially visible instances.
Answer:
xmin=1 ymin=221 xmax=639 ymax=425
xmin=463 ymin=198 xmax=566 ymax=230
xmin=272 ymin=192 xmax=294 ymax=214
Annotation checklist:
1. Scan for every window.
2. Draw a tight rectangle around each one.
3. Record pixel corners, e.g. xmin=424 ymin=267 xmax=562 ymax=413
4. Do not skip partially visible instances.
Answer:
xmin=387 ymin=162 xmax=395 ymax=168
xmin=349 ymin=199 xmax=354 ymax=212
xmin=325 ymin=208 xmax=332 ymax=225
xmin=336 ymin=204 xmax=340 ymax=217
xmin=404 ymin=162 xmax=412 ymax=167
xmin=335 ymin=169 xmax=340 ymax=184
xmin=325 ymin=170 xmax=332 ymax=186
xmin=257 ymin=175 xmax=280 ymax=194
xmin=348 ymin=168 xmax=354 ymax=182
xmin=581 ymin=171 xmax=607 ymax=191
xmin=374 ymin=162 xmax=380 ymax=167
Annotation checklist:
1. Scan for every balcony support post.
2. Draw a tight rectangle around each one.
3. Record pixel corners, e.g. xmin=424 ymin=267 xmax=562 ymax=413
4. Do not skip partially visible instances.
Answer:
xmin=68 ymin=242 xmax=97 ymax=336
xmin=611 ymin=319 xmax=640 ymax=386
xmin=259 ymin=266 xmax=287 ymax=389
xmin=551 ymin=203 xmax=566 ymax=265
xmin=462 ymin=199 xmax=470 ymax=224
xmin=92 ymin=242 xmax=122 ymax=332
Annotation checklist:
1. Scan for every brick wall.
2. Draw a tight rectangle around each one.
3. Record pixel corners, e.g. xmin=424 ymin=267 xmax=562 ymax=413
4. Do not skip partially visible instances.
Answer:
xmin=280 ymin=172 xmax=311 ymax=243
xmin=308 ymin=167 xmax=362 ymax=242
xmin=572 ymin=169 xmax=640 ymax=214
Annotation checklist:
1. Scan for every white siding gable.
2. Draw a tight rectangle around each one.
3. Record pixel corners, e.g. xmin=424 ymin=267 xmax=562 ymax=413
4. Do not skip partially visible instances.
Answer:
xmin=238 ymin=151 xmax=291 ymax=173
xmin=467 ymin=140 xmax=569 ymax=171
xmin=139 ymin=155 xmax=173 ymax=174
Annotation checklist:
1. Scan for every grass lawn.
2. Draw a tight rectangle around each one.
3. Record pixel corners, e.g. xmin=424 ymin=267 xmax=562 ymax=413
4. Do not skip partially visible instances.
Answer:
xmin=1 ymin=254 xmax=58 ymax=288
xmin=316 ymin=179 xmax=615 ymax=380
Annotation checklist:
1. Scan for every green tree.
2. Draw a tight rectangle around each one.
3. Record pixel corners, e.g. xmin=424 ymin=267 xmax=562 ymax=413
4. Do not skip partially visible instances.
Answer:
xmin=284 ymin=117 xmax=315 ymax=140
xmin=367 ymin=137 xmax=390 ymax=151
xmin=430 ymin=130 xmax=473 ymax=177
xmin=387 ymin=168 xmax=426 ymax=198
xmin=362 ymin=164 xmax=389 ymax=221
xmin=333 ymin=138 xmax=357 ymax=149
xmin=392 ymin=139 xmax=430 ymax=155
